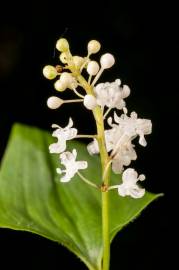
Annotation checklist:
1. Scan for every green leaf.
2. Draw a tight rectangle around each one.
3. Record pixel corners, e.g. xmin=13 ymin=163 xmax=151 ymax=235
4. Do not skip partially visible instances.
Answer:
xmin=0 ymin=124 xmax=162 ymax=270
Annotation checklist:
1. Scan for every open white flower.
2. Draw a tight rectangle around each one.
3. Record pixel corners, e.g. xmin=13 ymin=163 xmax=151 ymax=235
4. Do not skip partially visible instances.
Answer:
xmin=94 ymin=79 xmax=130 ymax=109
xmin=56 ymin=149 xmax=88 ymax=182
xmin=87 ymin=110 xmax=151 ymax=173
xmin=118 ymin=168 xmax=145 ymax=198
xmin=109 ymin=111 xmax=152 ymax=147
xmin=49 ymin=118 xmax=77 ymax=154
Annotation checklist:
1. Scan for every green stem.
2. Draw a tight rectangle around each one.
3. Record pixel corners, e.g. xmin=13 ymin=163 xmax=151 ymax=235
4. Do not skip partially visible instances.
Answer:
xmin=102 ymin=191 xmax=110 ymax=270
xmin=68 ymin=65 xmax=111 ymax=270
xmin=93 ymin=108 xmax=111 ymax=270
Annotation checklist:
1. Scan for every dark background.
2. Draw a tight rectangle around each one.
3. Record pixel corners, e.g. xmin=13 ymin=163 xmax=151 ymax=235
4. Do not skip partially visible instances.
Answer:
xmin=0 ymin=1 xmax=178 ymax=269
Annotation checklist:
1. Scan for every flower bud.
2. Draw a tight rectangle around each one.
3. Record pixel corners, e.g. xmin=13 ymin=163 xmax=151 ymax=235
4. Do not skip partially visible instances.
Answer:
xmin=54 ymin=80 xmax=66 ymax=92
xmin=43 ymin=65 xmax=57 ymax=80
xmin=56 ymin=38 xmax=69 ymax=52
xmin=83 ymin=94 xmax=97 ymax=110
xmin=73 ymin=56 xmax=85 ymax=68
xmin=87 ymin=40 xmax=101 ymax=54
xmin=47 ymin=96 xmax=63 ymax=109
xmin=87 ymin=61 xmax=100 ymax=76
xmin=100 ymin=53 xmax=115 ymax=69
xmin=60 ymin=72 xmax=78 ymax=89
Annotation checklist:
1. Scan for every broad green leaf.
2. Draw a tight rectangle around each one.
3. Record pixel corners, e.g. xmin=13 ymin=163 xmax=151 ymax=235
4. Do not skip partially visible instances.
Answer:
xmin=0 ymin=124 xmax=162 ymax=270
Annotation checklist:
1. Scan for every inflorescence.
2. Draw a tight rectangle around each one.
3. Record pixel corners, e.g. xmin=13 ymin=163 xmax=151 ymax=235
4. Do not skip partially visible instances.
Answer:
xmin=43 ymin=38 xmax=152 ymax=199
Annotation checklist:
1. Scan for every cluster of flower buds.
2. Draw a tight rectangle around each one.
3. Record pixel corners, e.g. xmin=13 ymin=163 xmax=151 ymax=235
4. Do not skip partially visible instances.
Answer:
xmin=43 ymin=38 xmax=152 ymax=199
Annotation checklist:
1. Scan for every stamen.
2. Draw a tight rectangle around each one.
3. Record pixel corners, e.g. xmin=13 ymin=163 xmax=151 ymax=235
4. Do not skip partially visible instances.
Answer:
xmin=110 ymin=134 xmax=129 ymax=158
xmin=103 ymin=107 xmax=112 ymax=119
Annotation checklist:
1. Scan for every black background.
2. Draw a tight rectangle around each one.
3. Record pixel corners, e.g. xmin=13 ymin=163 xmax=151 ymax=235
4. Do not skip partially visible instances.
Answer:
xmin=0 ymin=1 xmax=178 ymax=269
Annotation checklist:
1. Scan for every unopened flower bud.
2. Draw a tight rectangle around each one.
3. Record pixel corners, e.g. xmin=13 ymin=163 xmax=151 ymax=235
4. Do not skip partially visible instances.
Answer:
xmin=54 ymin=80 xmax=66 ymax=92
xmin=100 ymin=53 xmax=115 ymax=69
xmin=47 ymin=96 xmax=63 ymax=109
xmin=83 ymin=94 xmax=97 ymax=110
xmin=87 ymin=40 xmax=101 ymax=55
xmin=56 ymin=38 xmax=69 ymax=52
xmin=87 ymin=61 xmax=100 ymax=76
xmin=60 ymin=72 xmax=72 ymax=83
xmin=60 ymin=72 xmax=77 ymax=89
xmin=43 ymin=65 xmax=57 ymax=80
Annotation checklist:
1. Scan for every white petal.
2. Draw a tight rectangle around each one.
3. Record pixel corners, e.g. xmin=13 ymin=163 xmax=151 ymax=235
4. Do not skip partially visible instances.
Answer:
xmin=121 ymin=85 xmax=130 ymax=98
xmin=52 ymin=124 xmax=60 ymax=128
xmin=66 ymin=117 xmax=73 ymax=128
xmin=107 ymin=117 xmax=113 ymax=127
xmin=49 ymin=140 xmax=66 ymax=153
xmin=87 ymin=139 xmax=99 ymax=155
xmin=60 ymin=151 xmax=74 ymax=163
xmin=122 ymin=168 xmax=138 ymax=184
xmin=115 ymin=79 xmax=121 ymax=86
xmin=64 ymin=128 xmax=78 ymax=140
xmin=72 ymin=149 xmax=77 ymax=159
xmin=77 ymin=161 xmax=88 ymax=170
xmin=114 ymin=111 xmax=121 ymax=123
xmin=128 ymin=186 xmax=145 ymax=198
xmin=130 ymin=112 xmax=137 ymax=119
xmin=118 ymin=184 xmax=128 ymax=197
xmin=56 ymin=168 xmax=62 ymax=174
xmin=60 ymin=174 xmax=72 ymax=182
xmin=139 ymin=134 xmax=147 ymax=147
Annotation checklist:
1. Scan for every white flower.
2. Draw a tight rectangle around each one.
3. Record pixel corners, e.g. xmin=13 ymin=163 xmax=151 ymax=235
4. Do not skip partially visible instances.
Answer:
xmin=111 ymin=111 xmax=152 ymax=147
xmin=49 ymin=118 xmax=77 ymax=154
xmin=118 ymin=168 xmax=145 ymax=198
xmin=87 ymin=40 xmax=101 ymax=55
xmin=87 ymin=111 xmax=151 ymax=173
xmin=56 ymin=149 xmax=88 ymax=182
xmin=87 ymin=138 xmax=99 ymax=155
xmin=83 ymin=94 xmax=97 ymax=110
xmin=94 ymin=79 xmax=130 ymax=109
xmin=56 ymin=38 xmax=69 ymax=52
xmin=100 ymin=53 xmax=115 ymax=69
xmin=47 ymin=96 xmax=63 ymax=109
xmin=43 ymin=65 xmax=57 ymax=80
xmin=87 ymin=61 xmax=100 ymax=76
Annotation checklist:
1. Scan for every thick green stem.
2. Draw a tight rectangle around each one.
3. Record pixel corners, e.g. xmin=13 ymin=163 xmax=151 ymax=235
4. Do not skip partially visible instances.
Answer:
xmin=94 ymin=109 xmax=111 ymax=270
xmin=102 ymin=191 xmax=110 ymax=270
